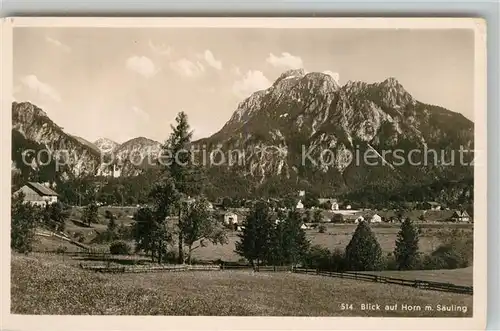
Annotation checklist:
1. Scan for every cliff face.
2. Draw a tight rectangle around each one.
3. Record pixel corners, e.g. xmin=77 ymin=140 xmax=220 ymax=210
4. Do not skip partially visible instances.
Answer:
xmin=12 ymin=102 xmax=102 ymax=181
xmin=198 ymin=70 xmax=474 ymax=195
xmin=11 ymin=68 xmax=474 ymax=198
xmin=11 ymin=102 xmax=163 ymax=182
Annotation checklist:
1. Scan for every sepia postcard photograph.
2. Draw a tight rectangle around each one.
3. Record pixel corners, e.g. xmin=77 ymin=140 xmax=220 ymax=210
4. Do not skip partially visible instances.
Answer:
xmin=1 ymin=17 xmax=487 ymax=330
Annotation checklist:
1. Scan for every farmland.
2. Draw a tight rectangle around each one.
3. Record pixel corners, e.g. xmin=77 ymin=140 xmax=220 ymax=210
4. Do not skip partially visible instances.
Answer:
xmin=33 ymin=218 xmax=472 ymax=264
xmin=11 ymin=254 xmax=472 ymax=317
xmin=191 ymin=223 xmax=472 ymax=262
xmin=57 ymin=206 xmax=473 ymax=261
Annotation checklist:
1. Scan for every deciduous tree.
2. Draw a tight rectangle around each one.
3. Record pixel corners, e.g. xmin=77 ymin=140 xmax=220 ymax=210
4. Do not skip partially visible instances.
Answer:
xmin=82 ymin=203 xmax=98 ymax=227
xmin=11 ymin=192 xmax=40 ymax=253
xmin=133 ymin=206 xmax=171 ymax=263
xmin=181 ymin=197 xmax=227 ymax=264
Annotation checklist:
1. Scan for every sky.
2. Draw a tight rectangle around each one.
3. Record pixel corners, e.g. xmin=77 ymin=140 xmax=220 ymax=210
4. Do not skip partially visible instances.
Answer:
xmin=13 ymin=27 xmax=474 ymax=144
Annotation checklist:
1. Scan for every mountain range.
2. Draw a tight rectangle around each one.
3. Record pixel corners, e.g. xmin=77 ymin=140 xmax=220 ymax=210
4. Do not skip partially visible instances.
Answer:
xmin=11 ymin=69 xmax=474 ymax=199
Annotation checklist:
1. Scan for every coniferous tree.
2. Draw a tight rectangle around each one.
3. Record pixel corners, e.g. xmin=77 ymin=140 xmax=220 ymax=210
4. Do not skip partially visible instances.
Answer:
xmin=159 ymin=112 xmax=204 ymax=263
xmin=270 ymin=210 xmax=309 ymax=265
xmin=394 ymin=218 xmax=420 ymax=270
xmin=345 ymin=221 xmax=383 ymax=271
xmin=235 ymin=201 xmax=274 ymax=270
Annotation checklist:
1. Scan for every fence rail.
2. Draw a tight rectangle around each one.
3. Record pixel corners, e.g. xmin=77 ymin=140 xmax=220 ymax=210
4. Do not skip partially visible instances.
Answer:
xmin=80 ymin=263 xmax=221 ymax=273
xmin=220 ymin=264 xmax=292 ymax=272
xmin=44 ymin=248 xmax=472 ymax=295
xmin=292 ymin=268 xmax=473 ymax=295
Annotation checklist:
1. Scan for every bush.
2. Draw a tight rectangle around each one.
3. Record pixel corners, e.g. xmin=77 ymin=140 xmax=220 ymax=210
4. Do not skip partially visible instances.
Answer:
xmin=161 ymin=250 xmax=179 ymax=263
xmin=73 ymin=231 xmax=85 ymax=243
xmin=302 ymin=246 xmax=346 ymax=272
xmin=303 ymin=245 xmax=332 ymax=270
xmin=318 ymin=225 xmax=327 ymax=233
xmin=109 ymin=241 xmax=131 ymax=255
xmin=331 ymin=213 xmax=344 ymax=223
xmin=383 ymin=253 xmax=399 ymax=271
xmin=330 ymin=248 xmax=347 ymax=272
xmin=55 ymin=245 xmax=68 ymax=254
xmin=117 ymin=224 xmax=133 ymax=240
xmin=420 ymin=239 xmax=472 ymax=270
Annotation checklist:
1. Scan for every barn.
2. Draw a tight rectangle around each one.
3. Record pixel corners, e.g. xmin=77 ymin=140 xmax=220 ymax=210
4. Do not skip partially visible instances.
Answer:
xmin=14 ymin=182 xmax=58 ymax=206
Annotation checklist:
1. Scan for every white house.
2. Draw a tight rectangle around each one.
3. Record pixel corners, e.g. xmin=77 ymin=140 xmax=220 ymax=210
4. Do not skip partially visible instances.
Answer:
xmin=451 ymin=210 xmax=471 ymax=222
xmin=300 ymin=223 xmax=309 ymax=230
xmin=296 ymin=200 xmax=304 ymax=209
xmin=298 ymin=190 xmax=306 ymax=197
xmin=370 ymin=214 xmax=382 ymax=223
xmin=14 ymin=182 xmax=58 ymax=206
xmin=318 ymin=198 xmax=339 ymax=211
xmin=223 ymin=212 xmax=238 ymax=225
xmin=354 ymin=216 xmax=364 ymax=224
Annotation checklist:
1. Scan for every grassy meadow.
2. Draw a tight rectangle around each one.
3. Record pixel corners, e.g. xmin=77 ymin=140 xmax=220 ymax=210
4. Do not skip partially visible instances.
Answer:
xmin=11 ymin=254 xmax=472 ymax=317
xmin=191 ymin=223 xmax=471 ymax=262
xmin=36 ymin=207 xmax=473 ymax=263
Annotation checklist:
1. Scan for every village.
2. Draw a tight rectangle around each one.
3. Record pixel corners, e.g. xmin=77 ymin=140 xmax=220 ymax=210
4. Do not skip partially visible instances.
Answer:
xmin=15 ymin=182 xmax=472 ymax=233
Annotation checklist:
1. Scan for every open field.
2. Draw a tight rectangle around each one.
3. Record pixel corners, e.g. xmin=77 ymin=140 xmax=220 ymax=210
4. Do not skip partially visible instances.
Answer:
xmin=11 ymin=254 xmax=472 ymax=316
xmin=191 ymin=224 xmax=472 ymax=262
xmin=33 ymin=218 xmax=472 ymax=263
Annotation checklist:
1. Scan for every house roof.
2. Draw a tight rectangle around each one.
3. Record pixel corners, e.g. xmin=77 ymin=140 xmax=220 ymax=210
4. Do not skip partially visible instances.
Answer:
xmin=26 ymin=182 xmax=58 ymax=196
xmin=453 ymin=210 xmax=470 ymax=217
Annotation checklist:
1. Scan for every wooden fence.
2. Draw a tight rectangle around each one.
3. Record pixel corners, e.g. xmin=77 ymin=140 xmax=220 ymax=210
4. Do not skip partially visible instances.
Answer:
xmin=220 ymin=264 xmax=292 ymax=272
xmin=80 ymin=263 xmax=221 ymax=273
xmin=292 ymin=268 xmax=473 ymax=295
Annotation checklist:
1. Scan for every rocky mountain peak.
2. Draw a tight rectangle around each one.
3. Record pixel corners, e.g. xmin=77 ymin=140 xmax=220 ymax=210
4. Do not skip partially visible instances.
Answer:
xmin=201 ymin=70 xmax=473 ymax=194
xmin=13 ymin=101 xmax=49 ymax=118
xmin=94 ymin=137 xmax=119 ymax=152
xmin=274 ymin=68 xmax=306 ymax=84
xmin=376 ymin=77 xmax=414 ymax=108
